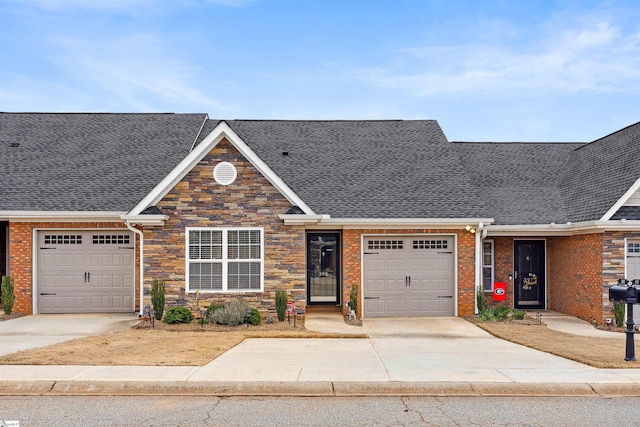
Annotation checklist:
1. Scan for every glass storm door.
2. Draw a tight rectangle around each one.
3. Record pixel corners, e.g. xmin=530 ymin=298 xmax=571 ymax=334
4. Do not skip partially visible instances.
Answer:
xmin=307 ymin=233 xmax=340 ymax=304
xmin=514 ymin=240 xmax=545 ymax=309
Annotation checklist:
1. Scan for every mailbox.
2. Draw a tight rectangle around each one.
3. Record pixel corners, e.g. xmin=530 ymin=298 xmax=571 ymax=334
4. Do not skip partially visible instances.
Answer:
xmin=609 ymin=282 xmax=639 ymax=304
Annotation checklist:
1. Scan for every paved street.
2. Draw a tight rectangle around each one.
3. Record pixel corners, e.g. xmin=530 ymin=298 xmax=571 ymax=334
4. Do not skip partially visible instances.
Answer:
xmin=2 ymin=395 xmax=640 ymax=426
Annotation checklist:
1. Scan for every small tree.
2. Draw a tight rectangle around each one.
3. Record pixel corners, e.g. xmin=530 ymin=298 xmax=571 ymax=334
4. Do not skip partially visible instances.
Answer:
xmin=349 ymin=286 xmax=358 ymax=317
xmin=1 ymin=276 xmax=15 ymax=315
xmin=275 ymin=290 xmax=287 ymax=322
xmin=151 ymin=279 xmax=165 ymax=321
xmin=476 ymin=286 xmax=486 ymax=315
xmin=613 ymin=302 xmax=625 ymax=328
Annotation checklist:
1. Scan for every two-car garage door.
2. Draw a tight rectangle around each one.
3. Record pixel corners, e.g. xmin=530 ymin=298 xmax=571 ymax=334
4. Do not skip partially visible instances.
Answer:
xmin=363 ymin=236 xmax=455 ymax=317
xmin=37 ymin=231 xmax=135 ymax=314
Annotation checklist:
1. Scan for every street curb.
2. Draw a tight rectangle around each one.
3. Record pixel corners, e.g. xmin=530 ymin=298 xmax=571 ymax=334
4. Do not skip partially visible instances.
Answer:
xmin=1 ymin=381 xmax=639 ymax=397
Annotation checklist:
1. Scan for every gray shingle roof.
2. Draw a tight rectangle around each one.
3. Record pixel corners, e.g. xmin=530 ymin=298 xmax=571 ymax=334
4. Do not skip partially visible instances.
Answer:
xmin=559 ymin=121 xmax=640 ymax=222
xmin=0 ymin=113 xmax=207 ymax=211
xmin=2 ymin=113 xmax=638 ymax=225
xmin=225 ymin=120 xmax=584 ymax=224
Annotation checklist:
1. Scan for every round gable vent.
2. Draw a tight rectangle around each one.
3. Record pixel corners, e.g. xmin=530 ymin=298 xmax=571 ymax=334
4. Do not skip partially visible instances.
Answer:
xmin=213 ymin=161 xmax=237 ymax=185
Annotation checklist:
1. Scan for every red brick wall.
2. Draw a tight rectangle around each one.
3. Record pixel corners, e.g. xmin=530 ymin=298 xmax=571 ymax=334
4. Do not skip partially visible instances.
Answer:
xmin=145 ymin=139 xmax=306 ymax=318
xmin=8 ymin=221 xmax=136 ymax=314
xmin=488 ymin=237 xmax=516 ymax=309
xmin=342 ymin=229 xmax=476 ymax=317
xmin=547 ymin=234 xmax=602 ymax=322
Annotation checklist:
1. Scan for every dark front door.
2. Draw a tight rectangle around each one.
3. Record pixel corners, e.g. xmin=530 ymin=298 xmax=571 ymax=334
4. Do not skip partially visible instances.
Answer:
xmin=307 ymin=232 xmax=340 ymax=305
xmin=514 ymin=240 xmax=545 ymax=310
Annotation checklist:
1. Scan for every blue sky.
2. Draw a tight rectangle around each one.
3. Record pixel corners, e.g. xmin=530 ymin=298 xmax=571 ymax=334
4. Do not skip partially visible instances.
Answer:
xmin=1 ymin=0 xmax=639 ymax=142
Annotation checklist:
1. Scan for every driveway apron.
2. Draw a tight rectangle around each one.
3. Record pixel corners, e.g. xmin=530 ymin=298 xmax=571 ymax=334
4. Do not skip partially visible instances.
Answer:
xmin=192 ymin=317 xmax=618 ymax=384
xmin=0 ymin=314 xmax=139 ymax=356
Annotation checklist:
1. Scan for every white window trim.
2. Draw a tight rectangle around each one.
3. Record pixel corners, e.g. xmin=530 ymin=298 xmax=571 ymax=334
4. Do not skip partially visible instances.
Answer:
xmin=483 ymin=239 xmax=494 ymax=293
xmin=185 ymin=227 xmax=264 ymax=292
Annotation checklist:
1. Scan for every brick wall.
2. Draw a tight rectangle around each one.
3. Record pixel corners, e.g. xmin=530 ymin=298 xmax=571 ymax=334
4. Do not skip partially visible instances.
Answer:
xmin=547 ymin=234 xmax=603 ymax=322
xmin=342 ymin=229 xmax=476 ymax=317
xmin=489 ymin=237 xmax=515 ymax=308
xmin=145 ymin=139 xmax=306 ymax=318
xmin=7 ymin=221 xmax=135 ymax=314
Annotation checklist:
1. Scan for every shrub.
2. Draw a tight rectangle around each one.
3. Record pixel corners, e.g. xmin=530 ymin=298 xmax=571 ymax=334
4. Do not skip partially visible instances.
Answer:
xmin=613 ymin=302 xmax=625 ymax=327
xmin=1 ymin=276 xmax=15 ymax=315
xmin=206 ymin=304 xmax=224 ymax=319
xmin=163 ymin=306 xmax=193 ymax=324
xmin=478 ymin=308 xmax=496 ymax=322
xmin=275 ymin=290 xmax=287 ymax=322
xmin=151 ymin=279 xmax=165 ymax=321
xmin=494 ymin=305 xmax=510 ymax=321
xmin=209 ymin=299 xmax=250 ymax=326
xmin=512 ymin=309 xmax=526 ymax=320
xmin=248 ymin=308 xmax=262 ymax=325
xmin=349 ymin=286 xmax=358 ymax=316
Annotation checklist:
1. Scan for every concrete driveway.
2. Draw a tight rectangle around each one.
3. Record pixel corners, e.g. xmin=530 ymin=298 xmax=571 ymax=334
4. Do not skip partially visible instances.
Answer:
xmin=191 ymin=316 xmax=618 ymax=383
xmin=0 ymin=314 xmax=139 ymax=356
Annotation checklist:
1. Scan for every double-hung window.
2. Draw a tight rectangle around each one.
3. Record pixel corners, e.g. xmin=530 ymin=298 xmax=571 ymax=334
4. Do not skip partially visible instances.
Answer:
xmin=482 ymin=240 xmax=494 ymax=292
xmin=187 ymin=227 xmax=263 ymax=292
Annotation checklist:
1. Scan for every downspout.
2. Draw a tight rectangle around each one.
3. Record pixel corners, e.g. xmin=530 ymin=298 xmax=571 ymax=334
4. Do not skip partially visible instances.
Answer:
xmin=475 ymin=222 xmax=486 ymax=314
xmin=125 ymin=221 xmax=145 ymax=316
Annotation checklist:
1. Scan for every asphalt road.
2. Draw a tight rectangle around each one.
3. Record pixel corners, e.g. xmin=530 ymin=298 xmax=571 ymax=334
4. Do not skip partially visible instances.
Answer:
xmin=2 ymin=395 xmax=640 ymax=426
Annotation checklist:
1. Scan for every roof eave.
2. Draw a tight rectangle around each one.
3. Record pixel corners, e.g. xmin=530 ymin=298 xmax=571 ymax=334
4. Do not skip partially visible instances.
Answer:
xmin=0 ymin=211 xmax=127 ymax=222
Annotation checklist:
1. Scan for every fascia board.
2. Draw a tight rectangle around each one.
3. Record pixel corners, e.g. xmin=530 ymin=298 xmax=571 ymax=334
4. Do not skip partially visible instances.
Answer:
xmin=278 ymin=214 xmax=326 ymax=225
xmin=487 ymin=220 xmax=640 ymax=236
xmin=0 ymin=211 xmax=126 ymax=222
xmin=120 ymin=214 xmax=169 ymax=226
xmin=129 ymin=121 xmax=315 ymax=216
xmin=600 ymin=176 xmax=640 ymax=220
xmin=318 ymin=218 xmax=494 ymax=229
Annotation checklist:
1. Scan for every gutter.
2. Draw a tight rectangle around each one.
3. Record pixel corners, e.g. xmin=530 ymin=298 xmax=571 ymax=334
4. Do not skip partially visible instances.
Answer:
xmin=123 ymin=219 xmax=146 ymax=316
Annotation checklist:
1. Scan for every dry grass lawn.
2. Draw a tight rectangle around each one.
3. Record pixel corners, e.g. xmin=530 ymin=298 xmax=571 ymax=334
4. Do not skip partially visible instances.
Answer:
xmin=0 ymin=318 xmax=366 ymax=366
xmin=1 ymin=314 xmax=639 ymax=368
xmin=473 ymin=319 xmax=640 ymax=369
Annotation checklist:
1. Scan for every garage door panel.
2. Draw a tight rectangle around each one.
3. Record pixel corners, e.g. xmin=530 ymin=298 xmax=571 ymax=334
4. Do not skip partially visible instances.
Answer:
xmin=38 ymin=231 xmax=135 ymax=314
xmin=363 ymin=236 xmax=455 ymax=317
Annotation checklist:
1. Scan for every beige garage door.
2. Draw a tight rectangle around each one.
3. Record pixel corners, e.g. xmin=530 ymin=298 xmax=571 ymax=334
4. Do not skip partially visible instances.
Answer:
xmin=38 ymin=231 xmax=135 ymax=313
xmin=363 ymin=236 xmax=455 ymax=317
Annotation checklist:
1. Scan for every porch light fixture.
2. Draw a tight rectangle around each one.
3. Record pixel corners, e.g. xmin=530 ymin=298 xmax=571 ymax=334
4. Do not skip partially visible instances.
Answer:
xmin=465 ymin=225 xmax=476 ymax=234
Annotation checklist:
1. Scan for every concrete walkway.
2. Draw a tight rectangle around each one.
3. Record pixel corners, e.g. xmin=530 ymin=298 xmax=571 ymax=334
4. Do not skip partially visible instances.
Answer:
xmin=0 ymin=312 xmax=639 ymax=397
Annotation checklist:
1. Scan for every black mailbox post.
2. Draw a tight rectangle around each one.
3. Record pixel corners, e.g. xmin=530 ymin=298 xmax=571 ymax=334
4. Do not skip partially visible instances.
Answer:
xmin=608 ymin=279 xmax=639 ymax=361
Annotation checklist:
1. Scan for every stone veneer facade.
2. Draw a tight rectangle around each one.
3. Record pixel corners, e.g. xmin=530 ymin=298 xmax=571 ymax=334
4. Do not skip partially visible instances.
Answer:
xmin=144 ymin=139 xmax=306 ymax=318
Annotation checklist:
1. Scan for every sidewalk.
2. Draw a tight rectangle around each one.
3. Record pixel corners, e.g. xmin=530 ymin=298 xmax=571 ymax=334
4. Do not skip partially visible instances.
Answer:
xmin=1 ymin=313 xmax=639 ymax=397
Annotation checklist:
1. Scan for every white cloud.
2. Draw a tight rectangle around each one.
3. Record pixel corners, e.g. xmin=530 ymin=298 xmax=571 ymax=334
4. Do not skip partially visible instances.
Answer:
xmin=52 ymin=33 xmax=230 ymax=112
xmin=358 ymin=18 xmax=640 ymax=98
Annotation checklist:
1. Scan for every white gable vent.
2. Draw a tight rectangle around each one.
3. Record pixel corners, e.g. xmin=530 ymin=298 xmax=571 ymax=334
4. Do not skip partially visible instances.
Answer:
xmin=213 ymin=161 xmax=237 ymax=186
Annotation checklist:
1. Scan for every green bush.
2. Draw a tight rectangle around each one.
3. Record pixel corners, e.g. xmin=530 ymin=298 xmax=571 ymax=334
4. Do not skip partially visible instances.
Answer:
xmin=248 ymin=308 xmax=262 ymax=325
xmin=349 ymin=286 xmax=358 ymax=317
xmin=275 ymin=290 xmax=287 ymax=322
xmin=1 ymin=276 xmax=15 ymax=315
xmin=478 ymin=308 xmax=496 ymax=322
xmin=613 ymin=302 xmax=625 ymax=327
xmin=209 ymin=299 xmax=250 ymax=326
xmin=163 ymin=306 xmax=193 ymax=324
xmin=151 ymin=279 xmax=165 ymax=321
xmin=494 ymin=305 xmax=510 ymax=321
xmin=512 ymin=309 xmax=526 ymax=320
